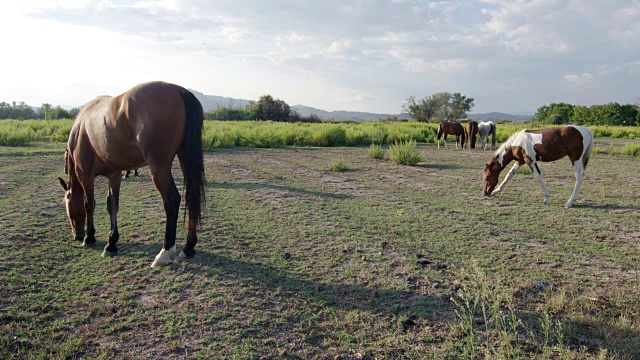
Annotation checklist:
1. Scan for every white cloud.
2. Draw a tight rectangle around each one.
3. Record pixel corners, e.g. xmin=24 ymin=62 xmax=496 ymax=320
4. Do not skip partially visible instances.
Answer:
xmin=564 ymin=73 xmax=593 ymax=85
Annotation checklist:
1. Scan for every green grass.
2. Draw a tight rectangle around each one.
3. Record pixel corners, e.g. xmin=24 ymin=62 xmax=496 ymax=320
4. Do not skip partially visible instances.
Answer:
xmin=2 ymin=141 xmax=639 ymax=358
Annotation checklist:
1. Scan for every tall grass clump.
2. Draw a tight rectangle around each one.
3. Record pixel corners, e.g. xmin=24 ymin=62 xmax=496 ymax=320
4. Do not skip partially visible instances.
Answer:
xmin=368 ymin=144 xmax=384 ymax=160
xmin=620 ymin=143 xmax=640 ymax=156
xmin=388 ymin=140 xmax=422 ymax=166
xmin=329 ymin=159 xmax=349 ymax=172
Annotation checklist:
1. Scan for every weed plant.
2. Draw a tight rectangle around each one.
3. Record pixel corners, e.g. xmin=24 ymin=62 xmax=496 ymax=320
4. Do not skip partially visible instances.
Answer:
xmin=368 ymin=144 xmax=384 ymax=160
xmin=388 ymin=140 xmax=422 ymax=165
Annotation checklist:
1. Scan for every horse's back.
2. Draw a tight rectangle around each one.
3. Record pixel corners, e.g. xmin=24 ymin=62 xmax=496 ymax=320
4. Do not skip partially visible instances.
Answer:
xmin=72 ymin=81 xmax=189 ymax=171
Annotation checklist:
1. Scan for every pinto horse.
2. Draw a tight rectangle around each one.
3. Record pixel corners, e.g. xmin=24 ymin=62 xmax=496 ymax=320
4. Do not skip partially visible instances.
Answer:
xmin=437 ymin=121 xmax=466 ymax=149
xmin=58 ymin=81 xmax=206 ymax=268
xmin=478 ymin=121 xmax=496 ymax=150
xmin=483 ymin=125 xmax=593 ymax=208
xmin=465 ymin=120 xmax=478 ymax=149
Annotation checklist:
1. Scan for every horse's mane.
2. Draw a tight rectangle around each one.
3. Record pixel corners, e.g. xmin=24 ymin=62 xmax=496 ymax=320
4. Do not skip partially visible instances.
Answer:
xmin=493 ymin=130 xmax=524 ymax=157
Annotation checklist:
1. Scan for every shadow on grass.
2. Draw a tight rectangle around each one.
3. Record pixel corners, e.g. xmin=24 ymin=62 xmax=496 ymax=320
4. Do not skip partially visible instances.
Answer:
xmin=575 ymin=202 xmax=640 ymax=211
xmin=209 ymin=181 xmax=353 ymax=199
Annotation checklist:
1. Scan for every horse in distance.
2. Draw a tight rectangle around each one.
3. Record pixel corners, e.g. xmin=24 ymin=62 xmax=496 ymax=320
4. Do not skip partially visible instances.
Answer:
xmin=437 ymin=121 xmax=466 ymax=149
xmin=465 ymin=120 xmax=478 ymax=149
xmin=483 ymin=125 xmax=593 ymax=208
xmin=478 ymin=121 xmax=497 ymax=150
xmin=58 ymin=81 xmax=206 ymax=268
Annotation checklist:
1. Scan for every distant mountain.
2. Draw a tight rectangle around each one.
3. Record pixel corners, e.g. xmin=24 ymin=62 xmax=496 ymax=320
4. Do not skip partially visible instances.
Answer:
xmin=467 ymin=112 xmax=532 ymax=122
xmin=188 ymin=89 xmax=252 ymax=111
xmin=290 ymin=105 xmax=411 ymax=121
xmin=188 ymin=90 xmax=531 ymax=122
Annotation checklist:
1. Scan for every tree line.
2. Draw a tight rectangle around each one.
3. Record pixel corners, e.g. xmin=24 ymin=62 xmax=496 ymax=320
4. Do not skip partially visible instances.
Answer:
xmin=0 ymin=102 xmax=79 ymax=120
xmin=532 ymin=102 xmax=639 ymax=126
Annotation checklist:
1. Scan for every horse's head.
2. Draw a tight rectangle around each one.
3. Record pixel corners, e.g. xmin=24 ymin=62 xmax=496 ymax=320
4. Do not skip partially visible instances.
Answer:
xmin=58 ymin=151 xmax=85 ymax=240
xmin=483 ymin=158 xmax=502 ymax=196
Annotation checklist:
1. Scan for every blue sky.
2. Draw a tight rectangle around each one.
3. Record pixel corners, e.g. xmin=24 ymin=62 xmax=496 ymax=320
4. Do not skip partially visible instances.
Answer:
xmin=1 ymin=0 xmax=639 ymax=114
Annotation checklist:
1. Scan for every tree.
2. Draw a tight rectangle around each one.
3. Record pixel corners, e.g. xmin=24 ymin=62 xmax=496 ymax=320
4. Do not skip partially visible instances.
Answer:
xmin=449 ymin=92 xmax=475 ymax=120
xmin=39 ymin=103 xmax=52 ymax=120
xmin=402 ymin=92 xmax=474 ymax=122
xmin=249 ymin=95 xmax=291 ymax=122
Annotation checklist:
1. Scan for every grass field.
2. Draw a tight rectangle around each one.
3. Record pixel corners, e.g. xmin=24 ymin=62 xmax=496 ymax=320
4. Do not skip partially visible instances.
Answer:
xmin=0 ymin=140 xmax=638 ymax=359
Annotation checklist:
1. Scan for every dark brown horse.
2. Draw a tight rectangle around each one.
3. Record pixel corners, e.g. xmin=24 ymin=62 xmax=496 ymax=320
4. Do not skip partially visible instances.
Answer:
xmin=483 ymin=125 xmax=593 ymax=208
xmin=437 ymin=121 xmax=466 ymax=149
xmin=58 ymin=81 xmax=206 ymax=268
xmin=465 ymin=120 xmax=478 ymax=149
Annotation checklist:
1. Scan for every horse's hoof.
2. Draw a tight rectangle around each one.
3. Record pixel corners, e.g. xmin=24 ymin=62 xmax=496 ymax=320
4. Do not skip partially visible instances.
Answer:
xmin=178 ymin=249 xmax=195 ymax=259
xmin=101 ymin=249 xmax=118 ymax=257
xmin=82 ymin=239 xmax=96 ymax=247
xmin=151 ymin=247 xmax=175 ymax=268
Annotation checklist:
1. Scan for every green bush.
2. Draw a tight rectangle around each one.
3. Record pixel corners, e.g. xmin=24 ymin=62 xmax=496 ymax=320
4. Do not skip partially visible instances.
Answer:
xmin=388 ymin=140 xmax=422 ymax=166
xmin=308 ymin=126 xmax=347 ymax=147
xmin=329 ymin=159 xmax=349 ymax=172
xmin=620 ymin=143 xmax=640 ymax=156
xmin=368 ymin=144 xmax=384 ymax=160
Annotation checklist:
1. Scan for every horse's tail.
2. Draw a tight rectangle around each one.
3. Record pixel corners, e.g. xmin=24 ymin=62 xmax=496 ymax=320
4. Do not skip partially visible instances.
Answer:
xmin=491 ymin=122 xmax=497 ymax=148
xmin=437 ymin=123 xmax=443 ymax=139
xmin=179 ymin=89 xmax=206 ymax=221
xmin=582 ymin=130 xmax=594 ymax=169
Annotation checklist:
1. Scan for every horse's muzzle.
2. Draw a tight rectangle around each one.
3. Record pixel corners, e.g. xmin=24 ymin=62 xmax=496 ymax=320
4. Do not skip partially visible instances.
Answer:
xmin=484 ymin=191 xmax=491 ymax=197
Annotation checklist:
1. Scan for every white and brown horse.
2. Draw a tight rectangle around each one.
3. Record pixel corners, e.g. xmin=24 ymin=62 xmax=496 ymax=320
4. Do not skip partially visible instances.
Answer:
xmin=58 ymin=81 xmax=206 ymax=267
xmin=483 ymin=125 xmax=593 ymax=208
xmin=437 ymin=121 xmax=466 ymax=149
xmin=477 ymin=121 xmax=496 ymax=150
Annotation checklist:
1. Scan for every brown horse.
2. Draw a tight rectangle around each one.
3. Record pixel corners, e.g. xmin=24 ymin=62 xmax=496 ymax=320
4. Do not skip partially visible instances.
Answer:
xmin=465 ymin=120 xmax=478 ymax=149
xmin=437 ymin=121 xmax=466 ymax=149
xmin=483 ymin=125 xmax=593 ymax=208
xmin=58 ymin=81 xmax=206 ymax=268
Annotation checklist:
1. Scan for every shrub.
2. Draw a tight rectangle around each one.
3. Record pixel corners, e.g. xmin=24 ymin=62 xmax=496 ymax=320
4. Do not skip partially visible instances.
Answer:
xmin=607 ymin=144 xmax=616 ymax=156
xmin=620 ymin=143 xmax=640 ymax=156
xmin=368 ymin=144 xmax=384 ymax=160
xmin=388 ymin=140 xmax=422 ymax=166
xmin=308 ymin=126 xmax=347 ymax=147
xmin=329 ymin=159 xmax=349 ymax=172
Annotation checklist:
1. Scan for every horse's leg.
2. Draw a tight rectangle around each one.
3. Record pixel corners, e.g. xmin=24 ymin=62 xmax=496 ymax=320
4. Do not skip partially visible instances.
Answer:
xmin=565 ymin=161 xmax=585 ymax=208
xmin=150 ymin=165 xmax=181 ymax=268
xmin=531 ymin=163 xmax=550 ymax=205
xmin=443 ymin=134 xmax=448 ymax=149
xmin=102 ymin=173 xmax=121 ymax=256
xmin=492 ymin=162 xmax=520 ymax=195
xmin=80 ymin=176 xmax=97 ymax=247
xmin=176 ymin=155 xmax=199 ymax=259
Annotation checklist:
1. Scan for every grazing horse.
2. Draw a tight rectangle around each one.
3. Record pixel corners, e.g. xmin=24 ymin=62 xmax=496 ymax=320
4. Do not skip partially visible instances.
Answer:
xmin=57 ymin=81 xmax=206 ymax=268
xmin=465 ymin=120 xmax=478 ymax=149
xmin=437 ymin=121 xmax=466 ymax=149
xmin=483 ymin=125 xmax=593 ymax=208
xmin=478 ymin=121 xmax=496 ymax=150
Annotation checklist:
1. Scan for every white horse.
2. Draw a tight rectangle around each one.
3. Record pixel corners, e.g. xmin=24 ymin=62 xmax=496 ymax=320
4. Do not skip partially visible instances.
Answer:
xmin=478 ymin=121 xmax=496 ymax=150
xmin=483 ymin=125 xmax=594 ymax=208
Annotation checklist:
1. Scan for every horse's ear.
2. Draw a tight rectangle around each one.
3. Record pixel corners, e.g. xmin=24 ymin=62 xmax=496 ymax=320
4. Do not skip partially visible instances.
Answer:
xmin=58 ymin=177 xmax=68 ymax=191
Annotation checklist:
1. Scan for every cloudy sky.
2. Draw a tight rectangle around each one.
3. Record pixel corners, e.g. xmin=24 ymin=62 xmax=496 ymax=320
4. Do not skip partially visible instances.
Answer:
xmin=1 ymin=0 xmax=639 ymax=115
